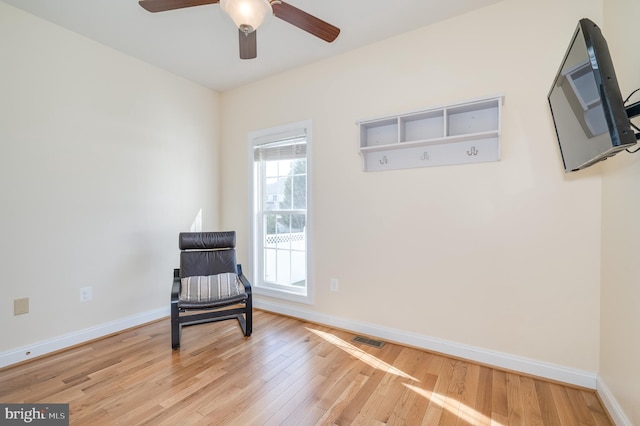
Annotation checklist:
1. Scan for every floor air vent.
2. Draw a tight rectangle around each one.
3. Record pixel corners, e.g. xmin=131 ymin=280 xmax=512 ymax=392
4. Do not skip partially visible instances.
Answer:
xmin=352 ymin=336 xmax=385 ymax=348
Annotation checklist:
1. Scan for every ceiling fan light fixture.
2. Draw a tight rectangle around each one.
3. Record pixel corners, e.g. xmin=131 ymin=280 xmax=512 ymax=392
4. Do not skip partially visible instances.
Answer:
xmin=220 ymin=0 xmax=272 ymax=33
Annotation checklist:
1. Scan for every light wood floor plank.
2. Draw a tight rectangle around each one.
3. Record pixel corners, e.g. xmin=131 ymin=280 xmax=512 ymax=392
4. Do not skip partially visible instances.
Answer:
xmin=474 ymin=365 xmax=494 ymax=424
xmin=491 ymin=369 xmax=509 ymax=420
xmin=535 ymin=380 xmax=563 ymax=426
xmin=581 ymin=391 xmax=613 ymax=426
xmin=520 ymin=375 xmax=545 ymax=426
xmin=0 ymin=310 xmax=612 ymax=425
xmin=505 ymin=372 xmax=524 ymax=425
xmin=457 ymin=362 xmax=482 ymax=425
xmin=383 ymin=350 xmax=433 ymax=425
xmin=550 ymin=383 xmax=582 ymax=426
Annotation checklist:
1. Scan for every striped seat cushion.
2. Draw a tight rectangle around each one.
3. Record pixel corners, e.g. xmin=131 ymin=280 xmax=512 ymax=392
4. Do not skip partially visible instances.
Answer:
xmin=180 ymin=273 xmax=245 ymax=302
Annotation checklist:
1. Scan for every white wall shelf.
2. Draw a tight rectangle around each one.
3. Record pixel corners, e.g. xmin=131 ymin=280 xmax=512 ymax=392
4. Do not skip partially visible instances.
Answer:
xmin=357 ymin=95 xmax=504 ymax=171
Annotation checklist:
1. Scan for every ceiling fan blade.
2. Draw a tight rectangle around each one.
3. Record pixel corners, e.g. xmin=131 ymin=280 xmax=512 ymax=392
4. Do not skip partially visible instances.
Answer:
xmin=239 ymin=29 xmax=257 ymax=60
xmin=272 ymin=1 xmax=340 ymax=43
xmin=138 ymin=0 xmax=219 ymax=13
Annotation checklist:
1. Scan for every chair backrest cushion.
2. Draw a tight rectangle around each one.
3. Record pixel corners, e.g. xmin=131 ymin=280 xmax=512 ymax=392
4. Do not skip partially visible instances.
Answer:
xmin=179 ymin=232 xmax=238 ymax=278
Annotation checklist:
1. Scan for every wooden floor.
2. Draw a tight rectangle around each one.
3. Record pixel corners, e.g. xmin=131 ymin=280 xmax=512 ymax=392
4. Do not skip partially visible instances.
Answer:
xmin=1 ymin=310 xmax=611 ymax=425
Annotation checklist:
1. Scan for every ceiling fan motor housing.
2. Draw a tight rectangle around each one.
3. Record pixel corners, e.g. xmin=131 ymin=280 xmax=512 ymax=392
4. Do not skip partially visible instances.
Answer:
xmin=220 ymin=0 xmax=272 ymax=33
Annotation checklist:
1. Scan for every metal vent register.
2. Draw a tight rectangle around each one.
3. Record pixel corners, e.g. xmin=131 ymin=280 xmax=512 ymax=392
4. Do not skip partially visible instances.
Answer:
xmin=352 ymin=336 xmax=385 ymax=348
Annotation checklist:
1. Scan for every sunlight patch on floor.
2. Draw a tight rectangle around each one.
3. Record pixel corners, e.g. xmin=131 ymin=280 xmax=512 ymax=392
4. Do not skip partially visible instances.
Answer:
xmin=307 ymin=328 xmax=418 ymax=381
xmin=404 ymin=383 xmax=499 ymax=425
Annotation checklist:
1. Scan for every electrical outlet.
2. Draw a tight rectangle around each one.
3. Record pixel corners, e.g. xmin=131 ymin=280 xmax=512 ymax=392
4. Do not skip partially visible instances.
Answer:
xmin=80 ymin=286 xmax=93 ymax=302
xmin=330 ymin=278 xmax=339 ymax=292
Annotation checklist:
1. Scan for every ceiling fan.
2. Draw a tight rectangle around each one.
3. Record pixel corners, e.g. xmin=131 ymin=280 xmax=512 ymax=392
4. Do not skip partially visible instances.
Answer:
xmin=138 ymin=0 xmax=340 ymax=60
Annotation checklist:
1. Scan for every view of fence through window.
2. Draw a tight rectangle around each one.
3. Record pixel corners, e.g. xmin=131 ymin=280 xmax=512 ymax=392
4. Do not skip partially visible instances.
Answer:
xmin=262 ymin=158 xmax=307 ymax=288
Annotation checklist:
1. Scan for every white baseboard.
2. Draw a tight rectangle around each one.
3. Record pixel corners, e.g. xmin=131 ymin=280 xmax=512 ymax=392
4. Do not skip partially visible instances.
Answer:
xmin=597 ymin=376 xmax=632 ymax=426
xmin=254 ymin=299 xmax=598 ymax=389
xmin=0 ymin=307 xmax=169 ymax=369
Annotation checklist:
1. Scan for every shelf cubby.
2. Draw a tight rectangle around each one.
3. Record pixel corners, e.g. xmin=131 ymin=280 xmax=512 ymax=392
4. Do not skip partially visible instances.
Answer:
xmin=357 ymin=95 xmax=503 ymax=171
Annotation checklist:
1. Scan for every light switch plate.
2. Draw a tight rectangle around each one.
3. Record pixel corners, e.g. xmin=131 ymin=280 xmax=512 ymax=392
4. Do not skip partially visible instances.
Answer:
xmin=14 ymin=298 xmax=29 ymax=315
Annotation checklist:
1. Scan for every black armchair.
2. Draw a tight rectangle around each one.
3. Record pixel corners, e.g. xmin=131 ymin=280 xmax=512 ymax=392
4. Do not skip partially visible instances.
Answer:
xmin=171 ymin=231 xmax=252 ymax=349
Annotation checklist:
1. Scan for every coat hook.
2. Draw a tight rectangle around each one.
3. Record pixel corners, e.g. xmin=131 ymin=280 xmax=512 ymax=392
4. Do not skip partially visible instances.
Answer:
xmin=467 ymin=146 xmax=478 ymax=156
xmin=420 ymin=152 xmax=429 ymax=161
xmin=379 ymin=156 xmax=388 ymax=165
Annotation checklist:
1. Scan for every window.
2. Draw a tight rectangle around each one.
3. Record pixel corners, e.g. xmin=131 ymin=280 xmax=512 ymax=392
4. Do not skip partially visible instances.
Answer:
xmin=250 ymin=121 xmax=312 ymax=303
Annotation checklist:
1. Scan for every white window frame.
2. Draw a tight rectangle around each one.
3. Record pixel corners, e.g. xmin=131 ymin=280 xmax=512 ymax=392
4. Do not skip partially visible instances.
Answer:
xmin=248 ymin=120 xmax=313 ymax=304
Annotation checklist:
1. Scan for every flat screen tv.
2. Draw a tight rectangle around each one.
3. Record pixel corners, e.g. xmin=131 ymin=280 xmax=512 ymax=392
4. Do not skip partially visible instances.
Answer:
xmin=548 ymin=18 xmax=638 ymax=172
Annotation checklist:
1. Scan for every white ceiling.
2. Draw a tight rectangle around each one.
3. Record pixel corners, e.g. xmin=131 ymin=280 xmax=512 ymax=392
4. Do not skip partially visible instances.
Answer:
xmin=2 ymin=0 xmax=501 ymax=91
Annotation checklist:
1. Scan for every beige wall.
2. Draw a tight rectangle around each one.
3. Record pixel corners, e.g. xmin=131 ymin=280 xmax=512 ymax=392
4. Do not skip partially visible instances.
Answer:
xmin=5 ymin=0 xmax=638 ymax=420
xmin=221 ymin=0 xmax=604 ymax=372
xmin=0 ymin=3 xmax=220 ymax=352
xmin=601 ymin=0 xmax=640 ymax=424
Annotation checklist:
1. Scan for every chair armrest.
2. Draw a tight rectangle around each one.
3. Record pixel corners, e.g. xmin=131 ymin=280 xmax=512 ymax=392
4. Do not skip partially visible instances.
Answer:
xmin=237 ymin=264 xmax=252 ymax=293
xmin=172 ymin=268 xmax=181 ymax=302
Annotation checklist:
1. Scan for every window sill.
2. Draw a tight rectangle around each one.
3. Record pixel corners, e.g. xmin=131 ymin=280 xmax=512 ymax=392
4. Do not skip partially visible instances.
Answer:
xmin=253 ymin=285 xmax=313 ymax=305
